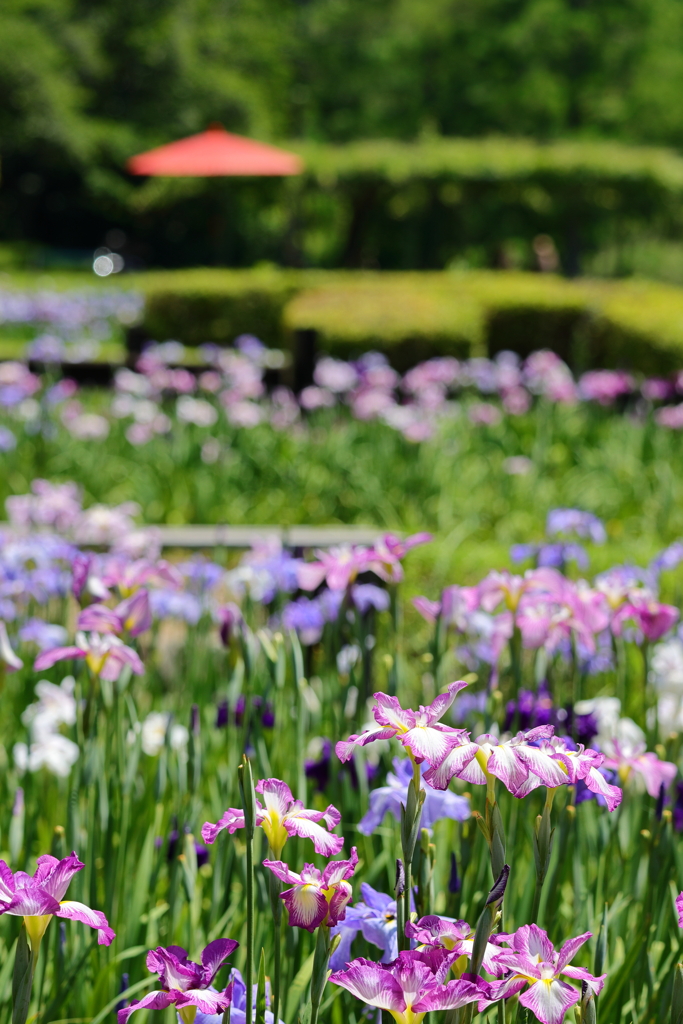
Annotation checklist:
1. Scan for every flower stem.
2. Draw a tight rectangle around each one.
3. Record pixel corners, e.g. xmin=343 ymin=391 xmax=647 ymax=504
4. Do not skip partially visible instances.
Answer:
xmin=310 ymin=924 xmax=332 ymax=1024
xmin=239 ymin=756 xmax=256 ymax=1024
xmin=268 ymin=866 xmax=282 ymax=1024
xmin=12 ymin=925 xmax=40 ymax=1024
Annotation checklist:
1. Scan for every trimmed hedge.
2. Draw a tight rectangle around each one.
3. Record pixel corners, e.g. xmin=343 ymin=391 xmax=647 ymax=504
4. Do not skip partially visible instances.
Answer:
xmin=129 ymin=268 xmax=300 ymax=348
xmin=128 ymin=267 xmax=683 ymax=374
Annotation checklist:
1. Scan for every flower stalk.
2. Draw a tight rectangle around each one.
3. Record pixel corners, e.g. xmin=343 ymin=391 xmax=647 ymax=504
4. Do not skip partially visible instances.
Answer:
xmin=530 ymin=787 xmax=556 ymax=926
xmin=238 ymin=755 xmax=256 ymax=1024
xmin=398 ymin=756 xmax=425 ymax=949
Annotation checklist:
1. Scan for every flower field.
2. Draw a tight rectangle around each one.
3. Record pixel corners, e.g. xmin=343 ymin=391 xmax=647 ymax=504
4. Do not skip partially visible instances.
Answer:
xmin=3 ymin=293 xmax=683 ymax=1022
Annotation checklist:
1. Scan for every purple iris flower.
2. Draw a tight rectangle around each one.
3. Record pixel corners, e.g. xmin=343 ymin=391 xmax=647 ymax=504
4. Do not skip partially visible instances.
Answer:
xmin=351 ymin=584 xmax=390 ymax=614
xmin=216 ymin=695 xmax=274 ymax=730
xmin=305 ymin=738 xmax=332 ymax=791
xmin=149 ymin=588 xmax=202 ymax=625
xmin=178 ymin=560 xmax=224 ymax=595
xmin=194 ymin=969 xmax=283 ymax=1024
xmin=357 ymin=758 xmax=470 ymax=836
xmin=503 ymin=689 xmax=599 ymax=746
xmin=546 ymin=508 xmax=607 ymax=544
xmin=329 ymin=883 xmax=399 ymax=970
xmin=510 ymin=542 xmax=589 ymax=570
xmin=651 ymin=541 xmax=683 ymax=574
xmin=0 ymin=427 xmax=16 ymax=452
xmin=672 ymin=782 xmax=683 ymax=831
xmin=18 ymin=619 xmax=68 ymax=651
xmin=282 ymin=596 xmax=326 ymax=645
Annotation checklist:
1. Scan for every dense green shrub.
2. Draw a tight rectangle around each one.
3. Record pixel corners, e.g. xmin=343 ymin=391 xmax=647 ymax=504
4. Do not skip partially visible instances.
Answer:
xmin=128 ymin=266 xmax=683 ymax=373
xmin=131 ymin=268 xmax=300 ymax=347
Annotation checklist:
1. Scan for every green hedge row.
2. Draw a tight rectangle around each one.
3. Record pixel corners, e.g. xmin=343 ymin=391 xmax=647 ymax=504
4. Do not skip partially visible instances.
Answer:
xmin=128 ymin=267 xmax=683 ymax=374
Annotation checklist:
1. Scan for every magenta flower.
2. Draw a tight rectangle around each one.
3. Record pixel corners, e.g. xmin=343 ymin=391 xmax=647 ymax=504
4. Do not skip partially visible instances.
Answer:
xmin=201 ymin=778 xmax=343 ymax=858
xmin=478 ymin=571 xmax=528 ymax=613
xmin=329 ymin=949 xmax=484 ymax=1024
xmin=297 ymin=545 xmax=374 ymax=592
xmin=0 ymin=852 xmax=114 ymax=947
xmin=482 ymin=925 xmax=605 ymax=1024
xmin=676 ymin=891 xmax=683 ymax=928
xmin=611 ymin=590 xmax=679 ymax=642
xmin=34 ymin=631 xmax=144 ymax=681
xmin=263 ymin=849 xmax=358 ymax=931
xmin=423 ymin=726 xmax=570 ymax=797
xmin=335 ymin=681 xmax=469 ymax=767
xmin=540 ymin=738 xmax=622 ymax=810
xmin=405 ymin=915 xmax=506 ymax=976
xmin=598 ymin=735 xmax=677 ymax=798
xmin=77 ymin=590 xmax=151 ymax=638
xmin=117 ymin=940 xmax=239 ymax=1023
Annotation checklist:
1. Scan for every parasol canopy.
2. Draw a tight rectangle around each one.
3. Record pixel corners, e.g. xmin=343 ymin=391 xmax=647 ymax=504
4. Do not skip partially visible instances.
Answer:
xmin=127 ymin=125 xmax=303 ymax=177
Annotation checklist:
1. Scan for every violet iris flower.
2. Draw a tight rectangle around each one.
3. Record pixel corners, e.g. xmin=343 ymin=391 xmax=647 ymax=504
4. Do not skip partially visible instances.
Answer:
xmin=117 ymin=940 xmax=238 ymax=1023
xmin=482 ymin=925 xmax=605 ymax=1024
xmin=34 ymin=631 xmax=144 ymax=682
xmin=329 ymin=884 xmax=399 ymax=970
xmin=336 ymin=681 xmax=469 ymax=768
xmin=193 ymin=968 xmax=284 ymax=1024
xmin=263 ymin=849 xmax=358 ymax=932
xmin=546 ymin=508 xmax=607 ymax=544
xmin=0 ymin=852 xmax=114 ymax=948
xmin=329 ymin=949 xmax=484 ymax=1024
xmin=405 ymin=915 xmax=505 ymax=976
xmin=357 ymin=758 xmax=470 ymax=835
xmin=201 ymin=778 xmax=343 ymax=858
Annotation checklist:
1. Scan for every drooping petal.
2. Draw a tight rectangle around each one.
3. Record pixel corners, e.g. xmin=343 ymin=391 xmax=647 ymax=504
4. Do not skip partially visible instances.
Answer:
xmin=281 ymin=883 xmax=328 ymax=931
xmin=77 ymin=605 xmax=123 ymax=635
xmin=515 ymin=745 xmax=569 ymax=790
xmin=34 ymin=646 xmax=85 ymax=671
xmin=560 ymin=966 xmax=606 ymax=996
xmin=3 ymin=885 xmax=60 ymax=917
xmin=117 ymin=590 xmax=152 ymax=637
xmin=199 ymin=938 xmax=240 ymax=987
xmin=400 ymin=725 xmax=458 ymax=767
xmin=117 ymin=990 xmax=173 ymax=1024
xmin=582 ymin=766 xmax=622 ymax=811
xmin=519 ymin=978 xmax=580 ymax=1024
xmin=201 ymin=809 xmax=246 ymax=845
xmin=0 ymin=623 xmax=23 ymax=671
xmin=285 ymin=815 xmax=344 ymax=856
xmin=262 ymin=859 xmax=304 ymax=886
xmin=0 ymin=861 xmax=15 ymax=903
xmin=485 ymin=743 xmax=529 ymax=795
xmin=177 ymin=988 xmax=232 ymax=1015
xmin=329 ymin=958 xmax=406 ymax=1012
xmin=423 ymin=741 xmax=482 ymax=790
xmin=335 ymin=728 xmax=396 ymax=763
xmin=326 ymin=879 xmax=354 ymax=928
xmin=56 ymin=900 xmax=115 ymax=945
xmin=412 ymin=977 xmax=484 ymax=1012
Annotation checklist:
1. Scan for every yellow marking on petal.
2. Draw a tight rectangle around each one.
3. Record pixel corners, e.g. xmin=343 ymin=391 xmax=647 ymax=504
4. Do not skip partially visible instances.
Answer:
xmin=262 ymin=810 xmax=288 ymax=858
xmin=178 ymin=1006 xmax=197 ymax=1024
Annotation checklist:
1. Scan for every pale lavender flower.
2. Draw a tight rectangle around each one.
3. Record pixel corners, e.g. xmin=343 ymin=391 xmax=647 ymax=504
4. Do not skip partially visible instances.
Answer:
xmin=358 ymin=758 xmax=470 ymax=835
xmin=329 ymin=885 xmax=399 ymax=970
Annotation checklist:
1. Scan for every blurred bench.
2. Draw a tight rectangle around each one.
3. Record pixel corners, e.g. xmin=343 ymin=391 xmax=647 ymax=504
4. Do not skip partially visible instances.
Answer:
xmin=146 ymin=523 xmax=385 ymax=549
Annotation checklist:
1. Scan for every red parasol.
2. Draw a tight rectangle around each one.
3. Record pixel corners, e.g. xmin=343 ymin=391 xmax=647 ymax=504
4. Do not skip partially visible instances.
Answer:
xmin=127 ymin=125 xmax=302 ymax=177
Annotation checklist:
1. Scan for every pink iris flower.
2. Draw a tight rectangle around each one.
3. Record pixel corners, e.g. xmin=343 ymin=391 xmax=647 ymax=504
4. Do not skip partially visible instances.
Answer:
xmin=482 ymin=925 xmax=605 ymax=1024
xmin=478 ymin=571 xmax=529 ymax=613
xmin=201 ymin=778 xmax=343 ymax=858
xmin=297 ymin=545 xmax=375 ymax=592
xmin=676 ymin=891 xmax=683 ymax=928
xmin=98 ymin=557 xmax=183 ymax=598
xmin=76 ymin=590 xmax=152 ymax=638
xmin=34 ymin=631 xmax=144 ymax=681
xmin=117 ymin=940 xmax=238 ymax=1024
xmin=335 ymin=681 xmax=469 ymax=768
xmin=611 ymin=590 xmax=679 ymax=642
xmin=405 ymin=915 xmax=506 ymax=976
xmin=598 ymin=735 xmax=677 ymax=798
xmin=329 ymin=949 xmax=484 ymax=1024
xmin=0 ymin=852 xmax=114 ymax=948
xmin=263 ymin=849 xmax=358 ymax=931
xmin=423 ymin=726 xmax=570 ymax=797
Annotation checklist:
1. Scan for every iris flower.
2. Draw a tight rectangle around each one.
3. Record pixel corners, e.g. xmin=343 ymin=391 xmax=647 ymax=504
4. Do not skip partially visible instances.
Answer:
xmin=482 ymin=925 xmax=605 ymax=1024
xmin=77 ymin=589 xmax=151 ymax=637
xmin=0 ymin=852 xmax=114 ymax=948
xmin=118 ymin=940 xmax=238 ymax=1024
xmin=263 ymin=849 xmax=358 ymax=931
xmin=34 ymin=631 xmax=144 ymax=681
xmin=330 ymin=884 xmax=399 ymax=970
xmin=405 ymin=915 xmax=505 ymax=976
xmin=329 ymin=949 xmax=484 ymax=1024
xmin=358 ymin=758 xmax=470 ymax=835
xmin=336 ymin=681 xmax=469 ymax=768
xmin=201 ymin=778 xmax=343 ymax=858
